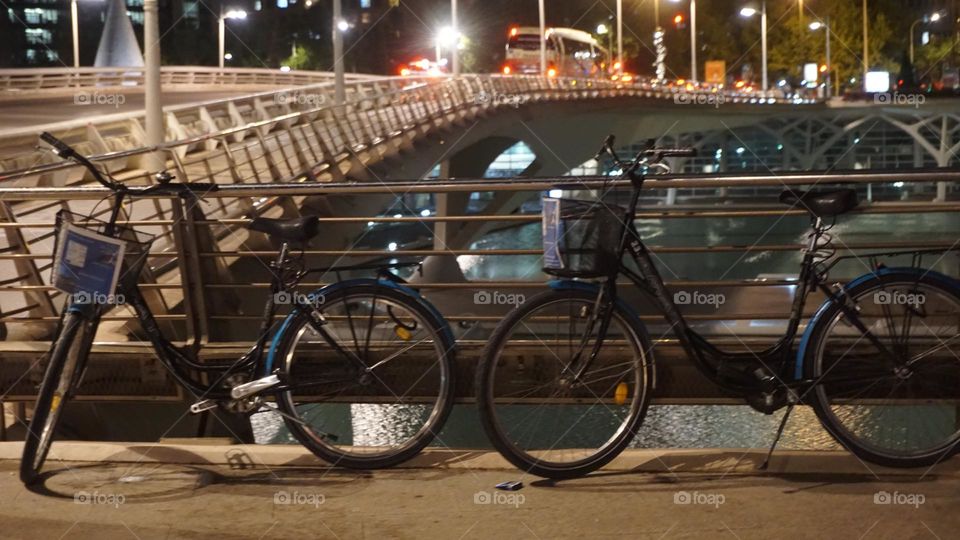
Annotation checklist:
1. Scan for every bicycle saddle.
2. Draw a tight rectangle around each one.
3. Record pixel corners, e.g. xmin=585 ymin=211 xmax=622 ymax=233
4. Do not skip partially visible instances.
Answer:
xmin=778 ymin=188 xmax=858 ymax=217
xmin=248 ymin=215 xmax=320 ymax=242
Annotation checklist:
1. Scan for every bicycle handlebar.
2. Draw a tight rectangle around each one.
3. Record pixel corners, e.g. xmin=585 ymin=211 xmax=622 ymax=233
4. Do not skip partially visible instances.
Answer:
xmin=648 ymin=148 xmax=697 ymax=158
xmin=39 ymin=131 xmax=218 ymax=198
xmin=594 ymin=134 xmax=697 ymax=176
xmin=40 ymin=132 xmax=74 ymax=158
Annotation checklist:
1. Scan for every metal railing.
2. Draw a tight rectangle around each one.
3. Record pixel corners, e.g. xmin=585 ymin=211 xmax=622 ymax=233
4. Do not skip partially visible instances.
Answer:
xmin=0 ymin=66 xmax=377 ymax=94
xmin=0 ymin=162 xmax=956 ymax=401
xmin=0 ymin=70 xmax=818 ymax=174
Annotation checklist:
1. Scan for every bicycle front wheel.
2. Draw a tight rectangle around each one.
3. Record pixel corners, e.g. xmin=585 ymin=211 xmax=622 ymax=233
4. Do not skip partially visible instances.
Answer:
xmin=806 ymin=271 xmax=960 ymax=468
xmin=476 ymin=288 xmax=655 ymax=479
xmin=21 ymin=311 xmax=92 ymax=484
xmin=274 ymin=282 xmax=455 ymax=469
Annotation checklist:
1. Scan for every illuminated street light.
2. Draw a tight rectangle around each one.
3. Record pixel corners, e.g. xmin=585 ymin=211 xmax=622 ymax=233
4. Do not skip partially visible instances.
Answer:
xmin=219 ymin=8 xmax=247 ymax=69
xmin=669 ymin=0 xmax=697 ymax=81
xmin=910 ymin=12 xmax=943 ymax=63
xmin=809 ymin=17 xmax=831 ymax=98
xmin=435 ymin=26 xmax=462 ymax=67
xmin=596 ymin=23 xmax=608 ymax=35
xmin=739 ymin=1 xmax=767 ymax=91
xmin=336 ymin=19 xmax=350 ymax=32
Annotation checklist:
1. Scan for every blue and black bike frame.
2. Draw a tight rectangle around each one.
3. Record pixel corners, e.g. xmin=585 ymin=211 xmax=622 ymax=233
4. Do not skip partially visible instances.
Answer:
xmin=564 ymin=167 xmax=925 ymax=401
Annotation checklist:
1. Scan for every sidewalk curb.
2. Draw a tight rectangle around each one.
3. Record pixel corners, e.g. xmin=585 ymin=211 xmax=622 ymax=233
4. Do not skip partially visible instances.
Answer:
xmin=0 ymin=441 xmax=955 ymax=477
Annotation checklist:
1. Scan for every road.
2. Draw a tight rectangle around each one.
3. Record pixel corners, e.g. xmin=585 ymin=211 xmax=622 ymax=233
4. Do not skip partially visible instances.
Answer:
xmin=0 ymin=442 xmax=956 ymax=539
xmin=0 ymin=90 xmax=256 ymax=132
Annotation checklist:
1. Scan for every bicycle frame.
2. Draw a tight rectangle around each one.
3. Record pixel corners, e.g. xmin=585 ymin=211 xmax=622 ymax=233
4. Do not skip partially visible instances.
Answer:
xmin=67 ymin=196 xmax=390 ymax=404
xmin=574 ymin=171 xmax=904 ymax=394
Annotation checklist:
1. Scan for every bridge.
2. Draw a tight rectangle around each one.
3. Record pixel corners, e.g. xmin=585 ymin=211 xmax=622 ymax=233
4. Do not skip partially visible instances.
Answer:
xmin=0 ymin=67 xmax=959 ymax=442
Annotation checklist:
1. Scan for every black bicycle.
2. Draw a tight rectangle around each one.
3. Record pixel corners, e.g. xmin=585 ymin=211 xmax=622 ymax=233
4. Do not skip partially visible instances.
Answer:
xmin=476 ymin=135 xmax=960 ymax=479
xmin=21 ymin=132 xmax=456 ymax=484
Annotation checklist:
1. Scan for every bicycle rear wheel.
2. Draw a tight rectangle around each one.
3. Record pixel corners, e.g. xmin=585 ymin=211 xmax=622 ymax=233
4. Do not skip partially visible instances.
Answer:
xmin=476 ymin=288 xmax=654 ymax=479
xmin=274 ymin=282 xmax=455 ymax=469
xmin=806 ymin=271 xmax=960 ymax=468
xmin=20 ymin=312 xmax=92 ymax=484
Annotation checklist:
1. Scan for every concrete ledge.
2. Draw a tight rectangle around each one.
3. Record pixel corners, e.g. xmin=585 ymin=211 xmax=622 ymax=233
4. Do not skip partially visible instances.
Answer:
xmin=1 ymin=441 xmax=956 ymax=477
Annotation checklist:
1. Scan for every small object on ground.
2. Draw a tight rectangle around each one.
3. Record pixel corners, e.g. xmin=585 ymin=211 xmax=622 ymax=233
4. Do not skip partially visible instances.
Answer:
xmin=495 ymin=481 xmax=523 ymax=491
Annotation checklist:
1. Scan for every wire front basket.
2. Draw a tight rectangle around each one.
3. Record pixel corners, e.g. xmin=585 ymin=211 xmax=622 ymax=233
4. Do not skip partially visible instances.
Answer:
xmin=51 ymin=210 xmax=156 ymax=303
xmin=542 ymin=198 xmax=627 ymax=278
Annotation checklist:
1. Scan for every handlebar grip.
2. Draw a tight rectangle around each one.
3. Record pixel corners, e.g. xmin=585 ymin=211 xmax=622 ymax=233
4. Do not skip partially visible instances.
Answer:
xmin=40 ymin=132 xmax=74 ymax=156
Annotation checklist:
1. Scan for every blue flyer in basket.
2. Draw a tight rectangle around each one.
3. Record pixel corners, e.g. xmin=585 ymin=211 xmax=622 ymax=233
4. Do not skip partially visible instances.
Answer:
xmin=52 ymin=222 xmax=126 ymax=300
xmin=542 ymin=198 xmax=564 ymax=270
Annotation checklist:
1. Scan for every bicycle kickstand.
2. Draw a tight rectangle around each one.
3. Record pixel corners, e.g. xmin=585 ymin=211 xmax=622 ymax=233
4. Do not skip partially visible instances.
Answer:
xmin=759 ymin=404 xmax=794 ymax=471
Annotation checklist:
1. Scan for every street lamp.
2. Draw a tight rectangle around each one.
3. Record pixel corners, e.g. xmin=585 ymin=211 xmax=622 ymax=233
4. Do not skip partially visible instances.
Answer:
xmin=910 ymin=12 xmax=943 ymax=64
xmin=669 ymin=0 xmax=697 ymax=82
xmin=616 ymin=0 xmax=622 ymax=74
xmin=218 ymin=8 xmax=247 ymax=69
xmin=597 ymin=22 xmax=614 ymax=66
xmin=70 ymin=0 xmax=105 ymax=70
xmin=740 ymin=1 xmax=767 ymax=91
xmin=435 ymin=26 xmax=461 ymax=66
xmin=538 ymin=0 xmax=546 ymax=76
xmin=332 ymin=0 xmax=345 ymax=104
xmin=809 ymin=18 xmax=830 ymax=98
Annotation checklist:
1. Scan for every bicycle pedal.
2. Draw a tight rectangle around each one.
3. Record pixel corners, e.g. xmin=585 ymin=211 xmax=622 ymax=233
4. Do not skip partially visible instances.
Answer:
xmin=189 ymin=399 xmax=218 ymax=414
xmin=230 ymin=374 xmax=281 ymax=400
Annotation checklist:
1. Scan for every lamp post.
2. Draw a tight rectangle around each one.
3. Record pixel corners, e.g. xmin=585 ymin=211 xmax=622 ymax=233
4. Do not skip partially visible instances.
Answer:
xmin=669 ymin=0 xmax=698 ymax=82
xmin=218 ymin=8 xmax=247 ymax=69
xmin=862 ymin=0 xmax=868 ymax=87
xmin=910 ymin=12 xmax=942 ymax=64
xmin=597 ymin=22 xmax=614 ymax=67
xmin=71 ymin=0 xmax=80 ymax=68
xmin=451 ymin=0 xmax=459 ymax=75
xmin=143 ymin=0 xmax=163 ymax=170
xmin=616 ymin=0 xmax=622 ymax=73
xmin=436 ymin=26 xmax=460 ymax=69
xmin=333 ymin=0 xmax=346 ymax=104
xmin=538 ymin=0 xmax=546 ymax=75
xmin=809 ymin=18 xmax=830 ymax=98
xmin=740 ymin=1 xmax=767 ymax=91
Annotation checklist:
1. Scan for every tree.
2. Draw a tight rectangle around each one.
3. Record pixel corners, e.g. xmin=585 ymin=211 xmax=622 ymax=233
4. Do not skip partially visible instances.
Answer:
xmin=284 ymin=44 xmax=316 ymax=71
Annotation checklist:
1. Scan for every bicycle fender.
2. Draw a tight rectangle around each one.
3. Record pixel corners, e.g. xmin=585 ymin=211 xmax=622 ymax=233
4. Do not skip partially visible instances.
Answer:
xmin=794 ymin=267 xmax=960 ymax=379
xmin=264 ymin=278 xmax=454 ymax=374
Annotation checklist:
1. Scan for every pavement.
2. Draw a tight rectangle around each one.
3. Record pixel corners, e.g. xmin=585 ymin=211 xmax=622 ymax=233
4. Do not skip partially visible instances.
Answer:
xmin=0 ymin=441 xmax=957 ymax=539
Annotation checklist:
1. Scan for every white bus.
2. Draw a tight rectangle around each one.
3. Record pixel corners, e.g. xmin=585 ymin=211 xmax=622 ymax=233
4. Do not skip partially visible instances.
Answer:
xmin=502 ymin=26 xmax=608 ymax=78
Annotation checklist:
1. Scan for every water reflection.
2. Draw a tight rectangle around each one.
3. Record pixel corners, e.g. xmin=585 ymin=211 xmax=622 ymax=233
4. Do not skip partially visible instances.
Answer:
xmin=253 ymin=403 xmax=841 ymax=451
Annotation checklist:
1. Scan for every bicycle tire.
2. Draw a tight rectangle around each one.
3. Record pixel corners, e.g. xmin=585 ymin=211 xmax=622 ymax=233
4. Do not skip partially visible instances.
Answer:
xmin=274 ymin=282 xmax=455 ymax=469
xmin=476 ymin=288 xmax=655 ymax=479
xmin=805 ymin=270 xmax=960 ymax=468
xmin=20 ymin=312 xmax=89 ymax=484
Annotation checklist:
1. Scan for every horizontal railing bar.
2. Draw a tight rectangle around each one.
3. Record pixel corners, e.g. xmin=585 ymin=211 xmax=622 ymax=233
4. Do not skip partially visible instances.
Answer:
xmin=0 ymin=240 xmax=952 ymax=261
xmin=2 ymin=169 xmax=959 ymax=198
xmin=1 ymin=201 xmax=959 ymax=229
xmin=191 ymin=241 xmax=955 ymax=257
xmin=205 ymin=280 xmax=802 ymax=288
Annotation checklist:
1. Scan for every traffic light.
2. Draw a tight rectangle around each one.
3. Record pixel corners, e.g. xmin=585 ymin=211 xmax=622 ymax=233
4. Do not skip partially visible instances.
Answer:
xmin=674 ymin=14 xmax=685 ymax=29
